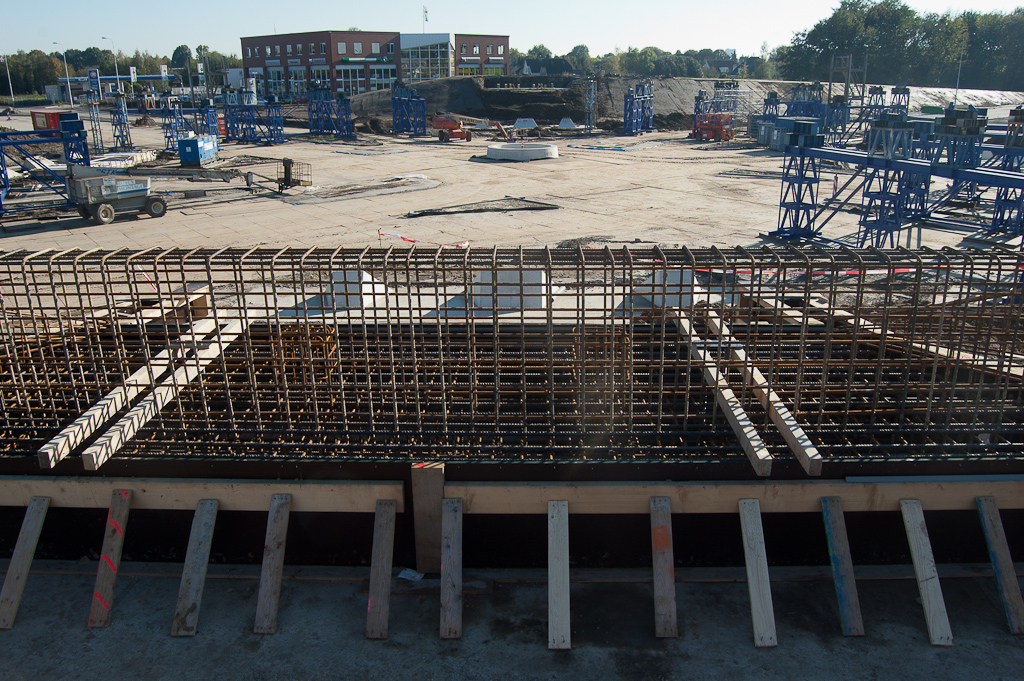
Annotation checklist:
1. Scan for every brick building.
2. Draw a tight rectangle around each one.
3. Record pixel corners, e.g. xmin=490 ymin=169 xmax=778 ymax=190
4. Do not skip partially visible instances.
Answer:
xmin=241 ymin=30 xmax=509 ymax=98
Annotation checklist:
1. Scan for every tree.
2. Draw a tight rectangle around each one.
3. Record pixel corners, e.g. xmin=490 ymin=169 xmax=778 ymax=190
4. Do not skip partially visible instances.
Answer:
xmin=619 ymin=47 xmax=656 ymax=76
xmin=566 ymin=45 xmax=591 ymax=72
xmin=594 ymin=52 xmax=620 ymax=75
xmin=509 ymin=48 xmax=526 ymax=73
xmin=171 ymin=45 xmax=192 ymax=69
xmin=527 ymin=44 xmax=552 ymax=61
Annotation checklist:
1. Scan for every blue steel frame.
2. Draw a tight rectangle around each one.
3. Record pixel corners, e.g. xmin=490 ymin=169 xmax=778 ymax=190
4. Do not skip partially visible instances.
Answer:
xmin=622 ymin=79 xmax=654 ymax=135
xmin=87 ymin=95 xmax=105 ymax=156
xmin=110 ymin=96 xmax=134 ymax=152
xmin=162 ymin=104 xmax=190 ymax=151
xmin=308 ymin=89 xmax=354 ymax=138
xmin=391 ymin=87 xmax=427 ymax=136
xmin=0 ymin=129 xmax=81 ymax=215
xmin=223 ymin=104 xmax=285 ymax=145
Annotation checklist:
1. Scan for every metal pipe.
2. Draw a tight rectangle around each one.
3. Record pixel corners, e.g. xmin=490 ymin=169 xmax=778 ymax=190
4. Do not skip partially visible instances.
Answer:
xmin=101 ymin=37 xmax=121 ymax=95
xmin=53 ymin=42 xmax=73 ymax=107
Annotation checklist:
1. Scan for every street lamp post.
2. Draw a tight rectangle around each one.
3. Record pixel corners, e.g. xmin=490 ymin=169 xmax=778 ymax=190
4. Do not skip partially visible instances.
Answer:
xmin=52 ymin=42 xmax=73 ymax=107
xmin=2 ymin=55 xmax=15 ymax=109
xmin=102 ymin=36 xmax=121 ymax=95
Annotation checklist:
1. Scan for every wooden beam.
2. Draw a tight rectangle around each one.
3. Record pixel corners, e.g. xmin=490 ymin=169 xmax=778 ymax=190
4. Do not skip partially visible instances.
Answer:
xmin=366 ymin=499 xmax=397 ymax=640
xmin=88 ymin=489 xmax=133 ymax=628
xmin=650 ymin=496 xmax=678 ymax=638
xmin=37 ymin=319 xmax=218 ymax=468
xmin=440 ymin=497 xmax=463 ymax=639
xmin=704 ymin=311 xmax=822 ymax=476
xmin=82 ymin=320 xmax=247 ymax=471
xmin=900 ymin=499 xmax=953 ymax=646
xmin=820 ymin=496 xmax=864 ymax=636
xmin=738 ymin=499 xmax=777 ymax=647
xmin=411 ymin=462 xmax=445 ymax=574
xmin=0 ymin=497 xmax=49 ymax=630
xmin=676 ymin=314 xmax=772 ymax=476
xmin=976 ymin=496 xmax=1024 ymax=634
xmin=548 ymin=500 xmax=571 ymax=650
xmin=0 ymin=477 xmax=403 ymax=513
xmin=171 ymin=499 xmax=219 ymax=637
xmin=444 ymin=480 xmax=1024 ymax=515
xmin=254 ymin=494 xmax=291 ymax=635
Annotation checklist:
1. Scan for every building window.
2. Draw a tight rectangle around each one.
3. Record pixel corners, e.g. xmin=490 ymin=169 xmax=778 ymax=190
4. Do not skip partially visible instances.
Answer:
xmin=498 ymin=45 xmax=504 ymax=55
xmin=320 ymin=43 xmax=326 ymax=55
xmin=266 ymin=46 xmax=271 ymax=57
xmin=387 ymin=42 xmax=394 ymax=54
xmin=286 ymin=45 xmax=292 ymax=55
xmin=338 ymin=42 xmax=346 ymax=55
xmin=473 ymin=44 xmax=479 ymax=55
xmin=371 ymin=43 xmax=380 ymax=54
xmin=275 ymin=45 xmax=281 ymax=56
xmin=487 ymin=45 xmax=493 ymax=55
xmin=309 ymin=43 xmax=315 ymax=55
xmin=460 ymin=44 xmax=467 ymax=55
xmin=354 ymin=42 xmax=362 ymax=54
xmin=246 ymin=47 xmax=251 ymax=58
xmin=297 ymin=44 xmax=302 ymax=55
xmin=255 ymin=46 xmax=261 ymax=57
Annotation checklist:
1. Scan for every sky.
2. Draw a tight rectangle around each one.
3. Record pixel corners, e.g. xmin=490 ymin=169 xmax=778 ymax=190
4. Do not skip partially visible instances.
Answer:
xmin=5 ymin=0 xmax=1022 ymax=61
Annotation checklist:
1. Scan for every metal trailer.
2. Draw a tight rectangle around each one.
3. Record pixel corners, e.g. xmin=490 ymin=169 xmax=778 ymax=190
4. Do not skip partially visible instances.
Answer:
xmin=67 ymin=165 xmax=167 ymax=225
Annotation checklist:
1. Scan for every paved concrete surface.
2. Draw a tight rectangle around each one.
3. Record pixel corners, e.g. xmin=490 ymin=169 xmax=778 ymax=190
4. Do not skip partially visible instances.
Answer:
xmin=1 ymin=562 xmax=1023 ymax=680
xmin=2 ymin=113 xmax=1013 ymax=254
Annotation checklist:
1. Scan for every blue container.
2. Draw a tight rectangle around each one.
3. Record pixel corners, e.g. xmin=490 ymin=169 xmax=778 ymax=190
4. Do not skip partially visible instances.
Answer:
xmin=178 ymin=135 xmax=220 ymax=166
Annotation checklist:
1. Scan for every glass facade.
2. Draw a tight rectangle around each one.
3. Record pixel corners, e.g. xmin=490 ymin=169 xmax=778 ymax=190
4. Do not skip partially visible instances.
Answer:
xmin=267 ymin=67 xmax=285 ymax=97
xmin=336 ymin=65 xmax=366 ymax=94
xmin=401 ymin=42 xmax=453 ymax=82
xmin=369 ymin=66 xmax=398 ymax=90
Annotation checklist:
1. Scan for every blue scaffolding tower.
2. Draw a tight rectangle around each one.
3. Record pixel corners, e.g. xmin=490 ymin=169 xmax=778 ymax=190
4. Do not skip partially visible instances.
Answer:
xmin=584 ymin=78 xmax=597 ymax=133
xmin=110 ymin=94 xmax=134 ymax=152
xmin=1 ymin=124 xmax=89 ymax=216
xmin=308 ymin=88 xmax=354 ymax=138
xmin=86 ymin=95 xmax=105 ymax=156
xmin=162 ymin=103 xmax=190 ymax=151
xmin=772 ymin=120 xmax=824 ymax=240
xmin=391 ymin=86 xmax=427 ymax=136
xmin=622 ymin=79 xmax=654 ymax=135
xmin=991 ymin=109 xmax=1024 ymax=234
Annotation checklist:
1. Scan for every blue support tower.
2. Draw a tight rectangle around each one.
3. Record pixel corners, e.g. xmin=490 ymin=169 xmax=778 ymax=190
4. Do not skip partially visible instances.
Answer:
xmin=87 ymin=95 xmax=105 ymax=156
xmin=110 ymin=94 xmax=134 ymax=152
xmin=859 ymin=166 xmax=906 ymax=248
xmin=203 ymin=107 xmax=219 ymax=138
xmin=889 ymin=86 xmax=910 ymax=115
xmin=391 ymin=86 xmax=427 ymax=136
xmin=991 ymin=110 xmax=1024 ymax=234
xmin=1 ymin=127 xmax=84 ymax=216
xmin=772 ymin=121 xmax=824 ymax=239
xmin=584 ymin=78 xmax=597 ymax=133
xmin=59 ymin=112 xmax=90 ymax=166
xmin=308 ymin=88 xmax=354 ymax=138
xmin=163 ymin=103 xmax=190 ymax=151
xmin=622 ymin=79 xmax=654 ymax=135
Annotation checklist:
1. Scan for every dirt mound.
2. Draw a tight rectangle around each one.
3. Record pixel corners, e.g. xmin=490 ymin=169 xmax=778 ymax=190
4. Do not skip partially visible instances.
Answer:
xmin=652 ymin=112 xmax=692 ymax=130
xmin=355 ymin=117 xmax=390 ymax=135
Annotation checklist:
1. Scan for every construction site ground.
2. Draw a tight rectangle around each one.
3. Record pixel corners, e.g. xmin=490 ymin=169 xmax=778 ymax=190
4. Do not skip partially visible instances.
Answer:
xmin=3 ymin=107 xmax=1022 ymax=253
xmin=3 ymin=105 xmax=1024 ymax=679
xmin=2 ymin=561 xmax=1023 ymax=681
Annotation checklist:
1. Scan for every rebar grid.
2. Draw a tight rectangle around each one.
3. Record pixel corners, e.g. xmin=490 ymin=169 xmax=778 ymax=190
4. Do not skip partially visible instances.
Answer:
xmin=2 ymin=245 xmax=1023 ymax=464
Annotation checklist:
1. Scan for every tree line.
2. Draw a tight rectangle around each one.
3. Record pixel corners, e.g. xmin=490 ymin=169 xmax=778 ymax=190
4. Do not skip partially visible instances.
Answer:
xmin=513 ymin=1 xmax=1023 ymax=90
xmin=1 ymin=44 xmax=242 ymax=98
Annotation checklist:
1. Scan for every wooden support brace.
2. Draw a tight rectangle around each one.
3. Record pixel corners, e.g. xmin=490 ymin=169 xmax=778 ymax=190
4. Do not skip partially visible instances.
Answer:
xmin=676 ymin=315 xmax=773 ymax=476
xmin=37 ymin=319 xmax=218 ymax=468
xmin=171 ymin=499 xmax=219 ymax=637
xmin=439 ymin=497 xmax=463 ymax=639
xmin=411 ymin=462 xmax=445 ymax=574
xmin=82 ymin=320 xmax=246 ymax=471
xmin=0 ymin=497 xmax=49 ymax=630
xmin=366 ymin=499 xmax=397 ymax=640
xmin=650 ymin=496 xmax=678 ymax=638
xmin=900 ymin=498 xmax=953 ymax=646
xmin=89 ymin=489 xmax=133 ymax=628
xmin=254 ymin=494 xmax=292 ymax=635
xmin=705 ymin=311 xmax=822 ymax=475
xmin=548 ymin=500 xmax=571 ymax=650
xmin=820 ymin=496 xmax=864 ymax=636
xmin=976 ymin=496 xmax=1024 ymax=634
xmin=738 ymin=498 xmax=777 ymax=647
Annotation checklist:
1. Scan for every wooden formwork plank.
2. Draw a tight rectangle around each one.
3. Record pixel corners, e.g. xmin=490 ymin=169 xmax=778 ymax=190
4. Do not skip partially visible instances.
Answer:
xmin=0 ymin=477 xmax=403 ymax=513
xmin=88 ymin=489 xmax=133 ymax=628
xmin=548 ymin=500 xmax=571 ymax=650
xmin=976 ymin=496 xmax=1024 ymax=634
xmin=37 ymin=319 xmax=218 ymax=468
xmin=0 ymin=497 xmax=50 ymax=630
xmin=440 ymin=497 xmax=463 ymax=639
xmin=738 ymin=498 xmax=777 ymax=648
xmin=820 ymin=496 xmax=864 ymax=636
xmin=411 ymin=463 xmax=445 ymax=574
xmin=171 ymin=499 xmax=219 ymax=637
xmin=254 ymin=494 xmax=292 ymax=635
xmin=900 ymin=499 xmax=953 ymax=646
xmin=649 ymin=496 xmax=678 ymax=638
xmin=82 ymin=320 xmax=247 ymax=471
xmin=704 ymin=311 xmax=823 ymax=476
xmin=366 ymin=499 xmax=397 ymax=640
xmin=444 ymin=480 xmax=1024 ymax=515
xmin=675 ymin=315 xmax=772 ymax=476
